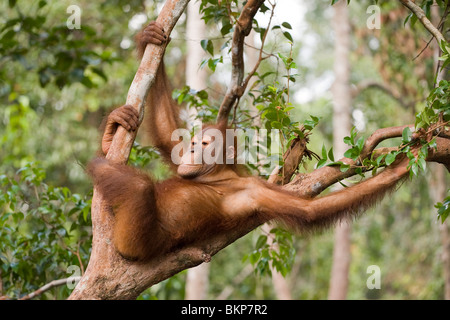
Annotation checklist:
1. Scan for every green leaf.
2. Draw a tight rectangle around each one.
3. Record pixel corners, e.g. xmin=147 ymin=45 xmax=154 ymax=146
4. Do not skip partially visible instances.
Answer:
xmin=303 ymin=115 xmax=320 ymax=130
xmin=321 ymin=145 xmax=328 ymax=160
xmin=328 ymin=147 xmax=335 ymax=162
xmin=249 ymin=251 xmax=261 ymax=265
xmin=326 ymin=161 xmax=344 ymax=167
xmin=200 ymin=39 xmax=214 ymax=56
xmin=255 ymin=235 xmax=267 ymax=249
xmin=344 ymin=147 xmax=360 ymax=160
xmin=281 ymin=22 xmax=292 ymax=29
xmin=385 ymin=152 xmax=397 ymax=166
xmin=418 ymin=157 xmax=426 ymax=171
xmin=283 ymin=31 xmax=293 ymax=43
xmin=436 ymin=194 xmax=450 ymax=223
xmin=376 ymin=154 xmax=385 ymax=166
xmin=207 ymin=57 xmax=222 ymax=72
xmin=411 ymin=162 xmax=419 ymax=176
xmin=220 ymin=22 xmax=232 ymax=36
xmin=343 ymin=136 xmax=352 ymax=145
xmin=356 ymin=137 xmax=365 ymax=152
xmin=317 ymin=159 xmax=327 ymax=168
xmin=402 ymin=127 xmax=412 ymax=144
xmin=271 ymin=121 xmax=283 ymax=129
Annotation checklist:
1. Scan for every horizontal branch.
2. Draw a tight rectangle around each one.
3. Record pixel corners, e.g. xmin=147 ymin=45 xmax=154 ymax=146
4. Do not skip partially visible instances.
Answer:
xmin=20 ymin=277 xmax=81 ymax=300
xmin=284 ymin=125 xmax=449 ymax=198
xmin=361 ymin=124 xmax=414 ymax=156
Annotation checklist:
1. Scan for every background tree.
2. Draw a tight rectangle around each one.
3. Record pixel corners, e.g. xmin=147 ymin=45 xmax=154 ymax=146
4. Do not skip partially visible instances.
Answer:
xmin=184 ymin=0 xmax=210 ymax=300
xmin=328 ymin=0 xmax=352 ymax=300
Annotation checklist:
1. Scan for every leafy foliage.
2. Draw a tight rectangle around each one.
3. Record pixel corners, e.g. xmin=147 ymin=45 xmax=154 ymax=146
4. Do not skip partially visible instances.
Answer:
xmin=435 ymin=194 xmax=450 ymax=223
xmin=416 ymin=79 xmax=450 ymax=129
xmin=243 ymin=228 xmax=295 ymax=277
xmin=0 ymin=1 xmax=116 ymax=90
xmin=0 ymin=162 xmax=91 ymax=299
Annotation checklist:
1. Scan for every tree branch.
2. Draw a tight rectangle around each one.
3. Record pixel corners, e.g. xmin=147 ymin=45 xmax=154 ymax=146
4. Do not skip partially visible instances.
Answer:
xmin=19 ymin=277 xmax=81 ymax=300
xmin=285 ymin=125 xmax=450 ymax=198
xmin=106 ymin=0 xmax=190 ymax=164
xmin=216 ymin=0 xmax=266 ymax=124
xmin=399 ymin=0 xmax=446 ymax=44
xmin=284 ymin=125 xmax=411 ymax=197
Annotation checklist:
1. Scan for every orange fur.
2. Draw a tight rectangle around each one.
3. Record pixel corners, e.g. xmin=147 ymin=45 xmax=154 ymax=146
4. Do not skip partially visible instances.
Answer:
xmin=88 ymin=22 xmax=410 ymax=261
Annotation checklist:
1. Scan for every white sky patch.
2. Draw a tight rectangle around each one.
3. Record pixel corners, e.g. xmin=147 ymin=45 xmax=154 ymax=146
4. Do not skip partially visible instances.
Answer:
xmin=254 ymin=1 xmax=333 ymax=105
xmin=129 ymin=13 xmax=147 ymax=31
xmin=254 ymin=0 xmax=308 ymax=34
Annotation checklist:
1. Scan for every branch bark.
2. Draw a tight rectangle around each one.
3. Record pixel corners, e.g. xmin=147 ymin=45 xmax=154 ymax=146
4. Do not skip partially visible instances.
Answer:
xmin=105 ymin=0 xmax=190 ymax=165
xmin=399 ymin=0 xmax=446 ymax=44
xmin=216 ymin=0 xmax=266 ymax=124
xmin=284 ymin=126 xmax=450 ymax=198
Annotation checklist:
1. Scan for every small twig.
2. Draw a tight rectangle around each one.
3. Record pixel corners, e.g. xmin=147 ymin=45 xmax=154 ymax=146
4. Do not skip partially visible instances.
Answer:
xmin=413 ymin=36 xmax=434 ymax=61
xmin=19 ymin=277 xmax=81 ymax=300
xmin=75 ymin=241 xmax=85 ymax=275
xmin=244 ymin=41 xmax=273 ymax=59
xmin=242 ymin=2 xmax=276 ymax=90
xmin=216 ymin=265 xmax=254 ymax=300
xmin=231 ymin=97 xmax=241 ymax=125
xmin=414 ymin=2 xmax=450 ymax=61
xmin=233 ymin=110 xmax=265 ymax=124
xmin=428 ymin=120 xmax=450 ymax=138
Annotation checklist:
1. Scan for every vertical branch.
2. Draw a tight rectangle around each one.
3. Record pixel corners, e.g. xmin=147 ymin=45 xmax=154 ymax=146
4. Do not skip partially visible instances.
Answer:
xmin=106 ymin=0 xmax=191 ymax=164
xmin=216 ymin=0 xmax=266 ymax=125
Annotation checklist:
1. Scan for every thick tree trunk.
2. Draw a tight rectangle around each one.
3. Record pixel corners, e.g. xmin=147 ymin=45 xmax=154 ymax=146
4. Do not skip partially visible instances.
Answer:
xmin=328 ymin=0 xmax=352 ymax=300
